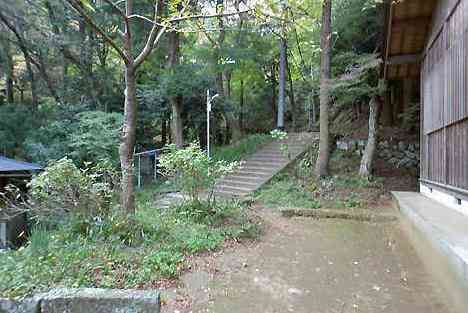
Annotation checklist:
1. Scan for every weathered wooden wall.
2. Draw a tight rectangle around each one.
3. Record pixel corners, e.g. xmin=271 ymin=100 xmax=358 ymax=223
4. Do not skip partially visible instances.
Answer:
xmin=421 ymin=0 xmax=468 ymax=192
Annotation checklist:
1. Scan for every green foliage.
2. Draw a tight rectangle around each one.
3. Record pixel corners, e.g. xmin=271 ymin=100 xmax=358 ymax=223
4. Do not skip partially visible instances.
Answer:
xmin=143 ymin=249 xmax=184 ymax=278
xmin=0 ymin=104 xmax=41 ymax=157
xmin=330 ymin=52 xmax=383 ymax=107
xmin=159 ymin=143 xmax=238 ymax=202
xmin=270 ymin=129 xmax=290 ymax=158
xmin=28 ymin=158 xmax=118 ymax=224
xmin=399 ymin=102 xmax=420 ymax=131
xmin=68 ymin=111 xmax=123 ymax=164
xmin=333 ymin=174 xmax=384 ymax=189
xmin=0 ymin=193 xmax=258 ymax=298
xmin=256 ymin=174 xmax=321 ymax=209
xmin=212 ymin=134 xmax=271 ymax=162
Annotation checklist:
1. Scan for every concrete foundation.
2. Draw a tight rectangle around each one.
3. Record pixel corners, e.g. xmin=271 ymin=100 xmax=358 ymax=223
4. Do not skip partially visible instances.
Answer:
xmin=392 ymin=191 xmax=468 ymax=313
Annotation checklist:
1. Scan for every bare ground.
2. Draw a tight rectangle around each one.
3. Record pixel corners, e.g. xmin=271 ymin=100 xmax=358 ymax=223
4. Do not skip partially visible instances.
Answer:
xmin=161 ymin=205 xmax=453 ymax=313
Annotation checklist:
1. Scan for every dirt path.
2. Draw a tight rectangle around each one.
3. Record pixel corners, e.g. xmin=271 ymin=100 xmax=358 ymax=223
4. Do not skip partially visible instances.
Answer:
xmin=162 ymin=208 xmax=453 ymax=313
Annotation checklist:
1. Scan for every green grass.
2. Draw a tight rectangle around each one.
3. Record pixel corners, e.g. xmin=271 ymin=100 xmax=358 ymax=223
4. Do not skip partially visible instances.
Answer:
xmin=0 ymin=195 xmax=259 ymax=298
xmin=255 ymin=174 xmax=321 ymax=209
xmin=212 ymin=134 xmax=271 ymax=162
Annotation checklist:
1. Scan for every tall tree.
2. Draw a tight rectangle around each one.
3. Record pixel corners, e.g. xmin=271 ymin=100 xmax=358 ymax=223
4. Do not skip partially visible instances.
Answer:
xmin=66 ymin=0 xmax=250 ymax=214
xmin=276 ymin=1 xmax=287 ymax=130
xmin=315 ymin=0 xmax=332 ymax=178
xmin=65 ymin=0 xmax=169 ymax=214
xmin=0 ymin=33 xmax=15 ymax=103
xmin=168 ymin=30 xmax=184 ymax=148
xmin=359 ymin=96 xmax=380 ymax=177
xmin=277 ymin=35 xmax=286 ymax=130
xmin=0 ymin=10 xmax=39 ymax=108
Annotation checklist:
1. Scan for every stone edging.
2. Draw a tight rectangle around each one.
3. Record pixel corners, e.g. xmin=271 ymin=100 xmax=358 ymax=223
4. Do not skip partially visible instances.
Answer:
xmin=281 ymin=208 xmax=398 ymax=223
xmin=0 ymin=288 xmax=160 ymax=313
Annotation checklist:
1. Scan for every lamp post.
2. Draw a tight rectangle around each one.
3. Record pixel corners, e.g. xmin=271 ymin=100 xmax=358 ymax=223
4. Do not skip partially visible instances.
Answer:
xmin=206 ymin=89 xmax=219 ymax=158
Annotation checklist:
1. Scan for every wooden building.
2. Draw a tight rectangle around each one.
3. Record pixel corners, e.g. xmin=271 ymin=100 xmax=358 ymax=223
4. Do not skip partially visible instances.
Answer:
xmin=384 ymin=0 xmax=468 ymax=214
xmin=0 ymin=156 xmax=41 ymax=248
xmin=0 ymin=156 xmax=42 ymax=191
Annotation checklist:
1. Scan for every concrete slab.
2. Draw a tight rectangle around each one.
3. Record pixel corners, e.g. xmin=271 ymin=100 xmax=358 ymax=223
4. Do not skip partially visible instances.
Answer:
xmin=392 ymin=191 xmax=468 ymax=313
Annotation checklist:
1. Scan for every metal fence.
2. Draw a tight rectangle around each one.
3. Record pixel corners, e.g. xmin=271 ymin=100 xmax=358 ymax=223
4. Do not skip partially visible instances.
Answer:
xmin=135 ymin=149 xmax=163 ymax=189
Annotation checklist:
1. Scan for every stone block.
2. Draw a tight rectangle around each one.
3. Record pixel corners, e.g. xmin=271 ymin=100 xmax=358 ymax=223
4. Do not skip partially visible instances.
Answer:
xmin=0 ymin=297 xmax=39 ymax=313
xmin=1 ymin=289 xmax=160 ymax=313
xmin=40 ymin=289 xmax=160 ymax=313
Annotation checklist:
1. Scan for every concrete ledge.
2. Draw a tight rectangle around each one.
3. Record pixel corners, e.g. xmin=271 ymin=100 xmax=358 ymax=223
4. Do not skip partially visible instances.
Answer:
xmin=392 ymin=191 xmax=468 ymax=313
xmin=281 ymin=208 xmax=398 ymax=222
xmin=0 ymin=288 xmax=160 ymax=313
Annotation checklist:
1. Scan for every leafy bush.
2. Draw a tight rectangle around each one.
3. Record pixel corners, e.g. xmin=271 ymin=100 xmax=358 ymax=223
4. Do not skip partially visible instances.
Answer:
xmin=68 ymin=111 xmax=123 ymax=165
xmin=270 ymin=129 xmax=290 ymax=158
xmin=25 ymin=110 xmax=123 ymax=166
xmin=28 ymin=158 xmax=118 ymax=224
xmin=143 ymin=249 xmax=184 ymax=278
xmin=256 ymin=174 xmax=321 ymax=209
xmin=159 ymin=143 xmax=238 ymax=202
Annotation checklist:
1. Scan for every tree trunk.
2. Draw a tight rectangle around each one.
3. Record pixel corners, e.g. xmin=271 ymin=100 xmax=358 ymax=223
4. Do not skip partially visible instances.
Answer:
xmin=161 ymin=118 xmax=167 ymax=146
xmin=359 ymin=97 xmax=380 ymax=177
xmin=25 ymin=57 xmax=38 ymax=108
xmin=3 ymin=39 xmax=14 ymax=103
xmin=119 ymin=65 xmax=137 ymax=215
xmin=6 ymin=76 xmax=14 ymax=103
xmin=381 ymin=86 xmax=393 ymax=126
xmin=277 ymin=36 xmax=287 ymax=130
xmin=0 ymin=11 xmax=38 ymax=108
xmin=286 ymin=55 xmax=296 ymax=131
xmin=168 ymin=31 xmax=184 ymax=148
xmin=239 ymin=79 xmax=244 ymax=131
xmin=119 ymin=1 xmax=136 ymax=215
xmin=315 ymin=0 xmax=332 ymax=179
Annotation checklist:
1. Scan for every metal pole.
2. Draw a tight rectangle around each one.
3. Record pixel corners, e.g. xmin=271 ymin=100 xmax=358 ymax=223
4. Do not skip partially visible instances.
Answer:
xmin=154 ymin=152 xmax=157 ymax=181
xmin=137 ymin=154 xmax=141 ymax=189
xmin=207 ymin=89 xmax=210 ymax=158
xmin=312 ymin=93 xmax=317 ymax=125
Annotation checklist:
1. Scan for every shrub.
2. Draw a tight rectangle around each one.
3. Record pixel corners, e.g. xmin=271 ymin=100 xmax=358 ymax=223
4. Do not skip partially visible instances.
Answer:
xmin=68 ymin=111 xmax=123 ymax=165
xmin=159 ymin=143 xmax=238 ymax=203
xmin=24 ymin=110 xmax=123 ymax=166
xmin=256 ymin=174 xmax=321 ymax=209
xmin=28 ymin=158 xmax=118 ymax=224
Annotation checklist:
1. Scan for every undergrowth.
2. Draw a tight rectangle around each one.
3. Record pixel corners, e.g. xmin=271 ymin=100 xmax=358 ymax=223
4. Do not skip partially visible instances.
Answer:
xmin=255 ymin=174 xmax=321 ymax=209
xmin=0 ymin=195 xmax=259 ymax=298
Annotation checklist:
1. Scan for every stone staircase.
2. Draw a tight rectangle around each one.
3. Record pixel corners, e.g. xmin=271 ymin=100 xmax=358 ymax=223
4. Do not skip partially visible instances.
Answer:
xmin=213 ymin=132 xmax=319 ymax=198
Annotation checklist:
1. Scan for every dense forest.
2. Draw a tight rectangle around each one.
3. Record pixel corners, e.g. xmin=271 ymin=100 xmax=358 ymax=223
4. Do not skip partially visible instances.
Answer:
xmin=0 ymin=0 xmax=383 ymax=211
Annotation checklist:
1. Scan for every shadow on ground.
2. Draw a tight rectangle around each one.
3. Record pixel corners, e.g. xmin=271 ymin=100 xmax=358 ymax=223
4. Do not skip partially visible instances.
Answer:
xmin=162 ymin=207 xmax=452 ymax=313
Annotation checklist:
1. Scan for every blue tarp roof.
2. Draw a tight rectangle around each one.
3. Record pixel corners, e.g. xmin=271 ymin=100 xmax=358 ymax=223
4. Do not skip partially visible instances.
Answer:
xmin=0 ymin=156 xmax=42 ymax=172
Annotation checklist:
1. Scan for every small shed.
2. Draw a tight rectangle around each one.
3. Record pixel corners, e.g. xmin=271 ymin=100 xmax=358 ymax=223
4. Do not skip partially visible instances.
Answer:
xmin=0 ymin=156 xmax=42 ymax=249
xmin=0 ymin=155 xmax=42 ymax=190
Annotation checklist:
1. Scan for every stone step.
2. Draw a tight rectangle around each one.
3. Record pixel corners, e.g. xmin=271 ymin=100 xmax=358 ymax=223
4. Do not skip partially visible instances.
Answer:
xmin=224 ymin=175 xmax=269 ymax=183
xmin=246 ymin=156 xmax=288 ymax=162
xmin=231 ymin=169 xmax=272 ymax=175
xmin=241 ymin=161 xmax=283 ymax=168
xmin=213 ymin=190 xmax=247 ymax=198
xmin=211 ymin=132 xmax=319 ymax=199
xmin=217 ymin=179 xmax=260 ymax=189
xmin=238 ymin=166 xmax=277 ymax=173
xmin=249 ymin=154 xmax=289 ymax=159
xmin=214 ymin=185 xmax=253 ymax=195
